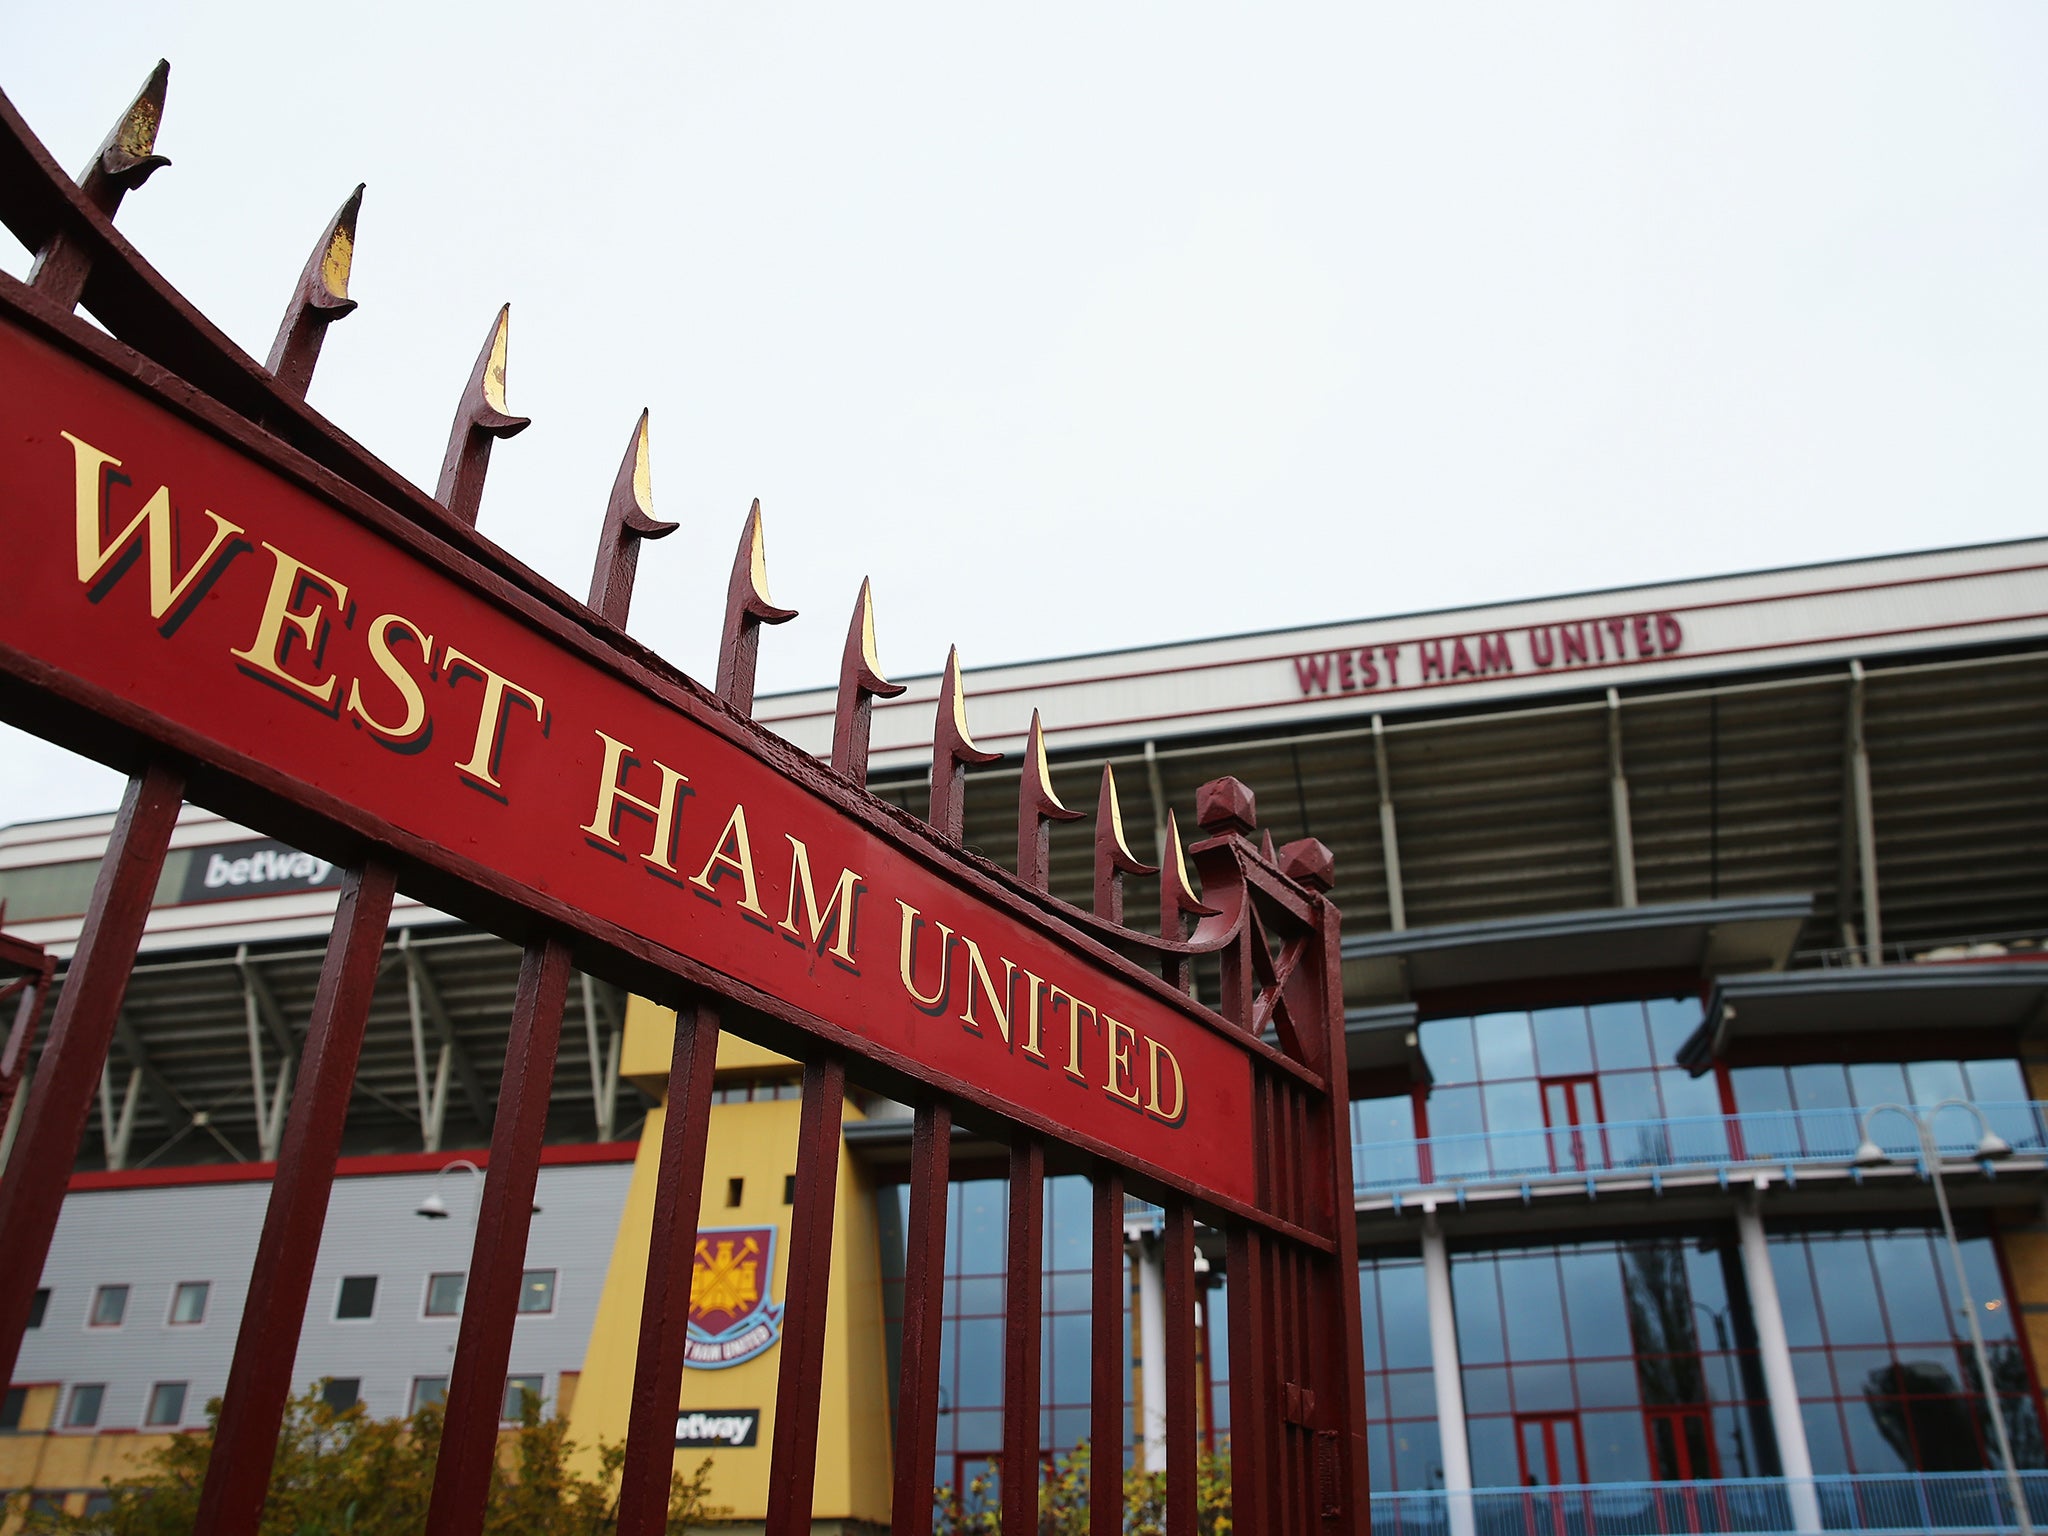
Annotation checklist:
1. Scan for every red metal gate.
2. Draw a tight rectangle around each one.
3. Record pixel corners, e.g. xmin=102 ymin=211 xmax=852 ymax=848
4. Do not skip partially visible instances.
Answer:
xmin=0 ymin=65 xmax=1371 ymax=1533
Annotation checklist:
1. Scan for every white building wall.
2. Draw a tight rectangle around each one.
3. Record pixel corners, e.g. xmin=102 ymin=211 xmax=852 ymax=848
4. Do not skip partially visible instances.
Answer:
xmin=16 ymin=1159 xmax=633 ymax=1431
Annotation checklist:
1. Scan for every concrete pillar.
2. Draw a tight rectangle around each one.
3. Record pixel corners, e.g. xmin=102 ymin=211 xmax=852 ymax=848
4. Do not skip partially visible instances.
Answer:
xmin=1735 ymin=1195 xmax=1822 ymax=1534
xmin=1607 ymin=689 xmax=1638 ymax=909
xmin=1421 ymin=1214 xmax=1475 ymax=1536
xmin=1135 ymin=1232 xmax=1168 ymax=1472
xmin=1372 ymin=716 xmax=1407 ymax=931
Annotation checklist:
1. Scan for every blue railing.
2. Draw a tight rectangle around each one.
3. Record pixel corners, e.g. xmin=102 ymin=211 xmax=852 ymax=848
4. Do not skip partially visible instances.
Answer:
xmin=1368 ymin=1470 xmax=2048 ymax=1534
xmin=1354 ymin=1102 xmax=2048 ymax=1196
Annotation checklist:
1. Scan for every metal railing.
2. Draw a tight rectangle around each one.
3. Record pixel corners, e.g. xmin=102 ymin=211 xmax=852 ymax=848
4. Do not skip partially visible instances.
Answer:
xmin=1354 ymin=1102 xmax=2048 ymax=1196
xmin=1368 ymin=1470 xmax=2048 ymax=1534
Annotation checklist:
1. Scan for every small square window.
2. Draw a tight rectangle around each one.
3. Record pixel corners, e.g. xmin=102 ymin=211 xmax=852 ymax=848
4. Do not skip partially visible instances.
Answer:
xmin=28 ymin=1288 xmax=48 ymax=1329
xmin=66 ymin=1383 xmax=105 ymax=1428
xmin=89 ymin=1285 xmax=128 ymax=1327
xmin=409 ymin=1376 xmax=448 ymax=1415
xmin=783 ymin=1174 xmax=796 ymax=1205
xmin=144 ymin=1382 xmax=187 ymax=1427
xmin=517 ymin=1270 xmax=555 ymax=1315
xmin=725 ymin=1177 xmax=743 ymax=1207
xmin=424 ymin=1273 xmax=465 ymax=1317
xmin=336 ymin=1275 xmax=378 ymax=1321
xmin=319 ymin=1378 xmax=361 ymax=1414
xmin=501 ymin=1374 xmax=544 ymax=1422
xmin=2 ymin=1386 xmax=25 ymax=1431
xmin=84 ymin=1493 xmax=114 ymax=1516
xmin=169 ymin=1281 xmax=209 ymax=1325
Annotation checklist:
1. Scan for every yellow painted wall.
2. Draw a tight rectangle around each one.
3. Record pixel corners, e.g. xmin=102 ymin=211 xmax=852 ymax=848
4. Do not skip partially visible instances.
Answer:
xmin=568 ymin=1000 xmax=892 ymax=1523
xmin=0 ymin=1386 xmax=165 ymax=1531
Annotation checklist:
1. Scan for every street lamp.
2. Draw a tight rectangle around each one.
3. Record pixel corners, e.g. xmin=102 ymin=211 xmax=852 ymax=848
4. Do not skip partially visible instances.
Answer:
xmin=1853 ymin=1100 xmax=2031 ymax=1536
xmin=415 ymin=1157 xmax=542 ymax=1219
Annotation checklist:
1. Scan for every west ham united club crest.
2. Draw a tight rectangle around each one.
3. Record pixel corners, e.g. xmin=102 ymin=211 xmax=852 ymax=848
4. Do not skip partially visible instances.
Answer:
xmin=685 ymin=1225 xmax=784 ymax=1369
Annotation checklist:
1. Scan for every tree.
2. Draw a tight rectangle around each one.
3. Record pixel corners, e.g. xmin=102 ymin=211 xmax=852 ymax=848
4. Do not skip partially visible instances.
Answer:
xmin=9 ymin=1385 xmax=724 ymax=1535
xmin=930 ymin=1440 xmax=1231 ymax=1535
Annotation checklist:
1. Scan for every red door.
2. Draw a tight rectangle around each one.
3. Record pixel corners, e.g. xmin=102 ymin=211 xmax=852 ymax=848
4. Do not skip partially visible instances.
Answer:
xmin=1516 ymin=1411 xmax=1588 ymax=1486
xmin=1541 ymin=1075 xmax=1606 ymax=1173
xmin=1646 ymin=1406 xmax=1719 ymax=1482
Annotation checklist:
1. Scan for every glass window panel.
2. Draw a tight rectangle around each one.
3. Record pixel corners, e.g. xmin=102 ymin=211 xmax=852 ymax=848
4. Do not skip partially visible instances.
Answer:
xmin=1358 ymin=1263 xmax=1383 ymax=1372
xmin=1581 ymin=1409 xmax=1651 ymax=1482
xmin=1837 ymin=1347 xmax=1917 ymax=1399
xmin=1589 ymin=1002 xmax=1653 ymax=1071
xmin=1801 ymin=1402 xmax=1851 ymax=1475
xmin=425 ymin=1273 xmax=465 ymax=1317
xmin=1843 ymin=1396 xmax=1913 ymax=1473
xmin=1847 ymin=1061 xmax=1910 ymax=1108
xmin=1999 ymin=1396 xmax=2048 ymax=1471
xmin=1958 ymin=1237 xmax=2017 ymax=1343
xmin=1731 ymin=1066 xmax=1792 ymax=1114
xmin=1574 ymin=1359 xmax=1640 ymax=1408
xmin=954 ymin=1319 xmax=1003 ymax=1407
xmin=1390 ymin=1419 xmax=1443 ymax=1493
xmin=1048 ymin=1407 xmax=1089 ymax=1455
xmin=1049 ymin=1271 xmax=1089 ymax=1311
xmin=1462 ymin=1365 xmax=1511 ymax=1415
xmin=1597 ymin=1072 xmax=1661 ymax=1127
xmin=1420 ymin=1017 xmax=1477 ymax=1086
xmin=1765 ymin=1241 xmax=1822 ymax=1346
xmin=1715 ymin=1405 xmax=1762 ymax=1480
xmin=956 ymin=1180 xmax=1006 ymax=1272
xmin=1646 ymin=998 xmax=1700 ymax=1062
xmin=1966 ymin=1059 xmax=2027 ymax=1105
xmin=409 ymin=1377 xmax=447 ymax=1414
xmin=1044 ymin=1176 xmax=1090 ymax=1271
xmin=168 ymin=1282 xmax=208 ymax=1325
xmin=1789 ymin=1064 xmax=1852 ymax=1111
xmin=950 ymin=1409 xmax=1000 ymax=1454
xmin=319 ymin=1378 xmax=359 ymax=1413
xmin=90 ymin=1285 xmax=127 ymax=1327
xmin=1352 ymin=1094 xmax=1415 ymax=1145
xmin=144 ymin=1382 xmax=186 ymax=1427
xmin=1049 ymin=1313 xmax=1088 ymax=1404
xmin=28 ymin=1289 xmax=48 ymax=1329
xmin=1385 ymin=1368 xmax=1436 ymax=1419
xmin=1867 ymin=1232 xmax=1945 ymax=1343
xmin=1451 ymin=1258 xmax=1506 ymax=1365
xmin=501 ymin=1375 xmax=543 ymax=1421
xmin=1483 ymin=1080 xmax=1544 ymax=1138
xmin=1428 ymin=1087 xmax=1487 ymax=1178
xmin=1657 ymin=1068 xmax=1723 ymax=1121
xmin=336 ymin=1275 xmax=377 ymax=1320
xmin=66 ymin=1384 xmax=103 ymax=1427
xmin=1619 ymin=1241 xmax=1698 ymax=1357
xmin=1791 ymin=1348 xmax=1835 ymax=1397
xmin=517 ymin=1270 xmax=555 ymax=1314
xmin=1497 ymin=1252 xmax=1568 ymax=1360
xmin=1378 ymin=1261 xmax=1433 ymax=1372
xmin=1559 ymin=1249 xmax=1632 ymax=1359
xmin=1809 ymin=1237 xmax=1887 ymax=1346
xmin=956 ymin=1277 xmax=1004 ymax=1315
xmin=1473 ymin=1012 xmax=1535 ymax=1082
xmin=1465 ymin=1416 xmax=1518 ymax=1489
xmin=1906 ymin=1060 xmax=1970 ymax=1106
xmin=1512 ymin=1362 xmax=1574 ymax=1412
xmin=1531 ymin=1008 xmax=1593 ymax=1077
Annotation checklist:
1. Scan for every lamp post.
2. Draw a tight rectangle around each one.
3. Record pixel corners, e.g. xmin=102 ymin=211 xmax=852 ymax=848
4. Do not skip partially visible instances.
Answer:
xmin=415 ymin=1157 xmax=542 ymax=1220
xmin=1853 ymin=1100 xmax=2031 ymax=1536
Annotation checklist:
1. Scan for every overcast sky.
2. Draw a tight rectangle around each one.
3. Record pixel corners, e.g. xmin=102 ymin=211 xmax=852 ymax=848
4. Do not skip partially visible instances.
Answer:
xmin=5 ymin=4 xmax=2047 ymax=826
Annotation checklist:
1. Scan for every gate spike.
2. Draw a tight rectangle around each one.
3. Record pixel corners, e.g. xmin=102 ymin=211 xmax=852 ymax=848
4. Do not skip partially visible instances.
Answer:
xmin=1259 ymin=829 xmax=1278 ymax=864
xmin=266 ymin=184 xmax=364 ymax=400
xmin=1158 ymin=808 xmax=1216 ymax=992
xmin=1016 ymin=711 xmax=1083 ymax=891
xmin=31 ymin=60 xmax=172 ymax=306
xmin=1092 ymin=764 xmax=1158 ymax=925
xmin=715 ymin=500 xmax=798 ymax=714
xmin=587 ymin=410 xmax=678 ymax=628
xmin=927 ymin=647 xmax=999 ymax=844
xmin=830 ymin=578 xmax=905 ymax=783
xmin=435 ymin=304 xmax=530 ymax=526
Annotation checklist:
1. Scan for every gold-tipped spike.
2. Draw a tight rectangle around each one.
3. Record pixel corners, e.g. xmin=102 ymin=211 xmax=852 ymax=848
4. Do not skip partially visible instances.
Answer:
xmin=436 ymin=304 xmax=531 ymax=526
xmin=1158 ymin=807 xmax=1216 ymax=992
xmin=31 ymin=60 xmax=172 ymax=307
xmin=928 ymin=647 xmax=1000 ymax=843
xmin=587 ymin=410 xmax=679 ymax=628
xmin=1016 ymin=711 xmax=1084 ymax=891
xmin=1091 ymin=764 xmax=1159 ymax=924
xmin=715 ymin=500 xmax=799 ymax=714
xmin=830 ymin=578 xmax=906 ymax=783
xmin=266 ymin=184 xmax=364 ymax=400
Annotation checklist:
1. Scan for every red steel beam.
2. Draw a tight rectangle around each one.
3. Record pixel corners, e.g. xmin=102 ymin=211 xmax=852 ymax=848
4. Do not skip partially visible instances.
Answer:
xmin=1001 ymin=1136 xmax=1045 ymax=1534
xmin=195 ymin=861 xmax=396 ymax=1535
xmin=1163 ymin=1201 xmax=1199 ymax=1533
xmin=424 ymin=937 xmax=571 ymax=1535
xmin=890 ymin=1101 xmax=952 ymax=1536
xmin=0 ymin=761 xmax=181 ymax=1387
xmin=1091 ymin=1170 xmax=1127 ymax=1536
xmin=616 ymin=1001 xmax=722 ymax=1536
xmin=763 ymin=1054 xmax=846 ymax=1536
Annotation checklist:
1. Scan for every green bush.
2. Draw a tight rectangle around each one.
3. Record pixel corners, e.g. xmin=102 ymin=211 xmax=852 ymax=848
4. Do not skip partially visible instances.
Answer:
xmin=933 ymin=1439 xmax=1231 ymax=1535
xmin=10 ymin=1385 xmax=723 ymax=1535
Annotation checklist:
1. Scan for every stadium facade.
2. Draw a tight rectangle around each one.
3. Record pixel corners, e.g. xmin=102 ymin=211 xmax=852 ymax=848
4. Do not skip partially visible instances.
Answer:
xmin=4 ymin=535 xmax=2048 ymax=1532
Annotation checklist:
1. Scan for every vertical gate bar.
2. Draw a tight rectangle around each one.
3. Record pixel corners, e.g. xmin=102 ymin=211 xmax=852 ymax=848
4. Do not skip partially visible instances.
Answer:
xmin=764 ymin=1054 xmax=847 ymax=1536
xmin=0 ymin=761 xmax=181 ymax=1386
xmin=195 ymin=862 xmax=396 ymax=1536
xmin=891 ymin=1101 xmax=953 ymax=1536
xmin=1162 ymin=1202 xmax=1199 ymax=1533
xmin=616 ymin=1001 xmax=723 ymax=1536
xmin=1227 ymin=1225 xmax=1272 ymax=1536
xmin=1001 ymin=1135 xmax=1046 ymax=1534
xmin=1314 ymin=899 xmax=1372 ymax=1530
xmin=1091 ymin=1169 xmax=1127 ymax=1536
xmin=424 ymin=937 xmax=572 ymax=1536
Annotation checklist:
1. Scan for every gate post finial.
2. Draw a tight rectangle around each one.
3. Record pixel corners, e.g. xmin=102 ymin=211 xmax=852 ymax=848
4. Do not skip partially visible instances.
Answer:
xmin=715 ymin=501 xmax=798 ymax=715
xmin=1195 ymin=776 xmax=1258 ymax=841
xmin=830 ymin=578 xmax=904 ymax=783
xmin=928 ymin=647 xmax=998 ymax=843
xmin=435 ymin=304 xmax=530 ymax=526
xmin=1092 ymin=764 xmax=1157 ymax=924
xmin=1278 ymin=838 xmax=1336 ymax=894
xmin=1016 ymin=711 xmax=1082 ymax=891
xmin=587 ymin=410 xmax=678 ymax=629
xmin=266 ymin=185 xmax=364 ymax=400
xmin=29 ymin=61 xmax=172 ymax=307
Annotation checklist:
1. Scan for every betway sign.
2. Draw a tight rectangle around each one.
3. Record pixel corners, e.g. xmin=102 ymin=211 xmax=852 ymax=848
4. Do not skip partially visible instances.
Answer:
xmin=0 ymin=308 xmax=1258 ymax=1214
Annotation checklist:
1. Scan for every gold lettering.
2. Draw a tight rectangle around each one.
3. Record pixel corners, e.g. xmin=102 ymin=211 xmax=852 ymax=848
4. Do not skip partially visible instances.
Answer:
xmin=1048 ymin=983 xmax=1093 ymax=1082
xmin=957 ymin=937 xmax=1016 ymax=1044
xmin=690 ymin=803 xmax=768 ymax=918
xmin=579 ymin=730 xmax=689 ymax=871
xmin=1144 ymin=1037 xmax=1185 ymax=1123
xmin=229 ymin=541 xmax=349 ymax=707
xmin=1103 ymin=1016 xmax=1141 ymax=1105
xmin=344 ymin=612 xmax=433 ymax=744
xmin=896 ymin=900 xmax=955 ymax=1014
xmin=64 ymin=431 xmax=248 ymax=635
xmin=444 ymin=646 xmax=546 ymax=790
xmin=1016 ymin=969 xmax=1047 ymax=1060
xmin=778 ymin=836 xmax=862 ymax=965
